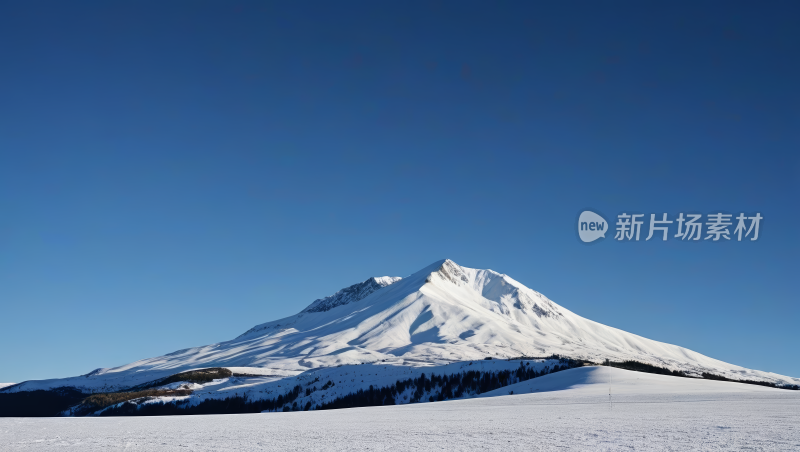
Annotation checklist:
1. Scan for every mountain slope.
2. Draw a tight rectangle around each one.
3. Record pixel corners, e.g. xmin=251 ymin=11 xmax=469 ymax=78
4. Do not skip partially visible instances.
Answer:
xmin=5 ymin=259 xmax=798 ymax=393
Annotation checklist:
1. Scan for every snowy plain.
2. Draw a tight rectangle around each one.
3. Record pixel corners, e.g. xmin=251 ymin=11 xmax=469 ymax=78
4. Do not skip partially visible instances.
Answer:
xmin=3 ymin=367 xmax=799 ymax=451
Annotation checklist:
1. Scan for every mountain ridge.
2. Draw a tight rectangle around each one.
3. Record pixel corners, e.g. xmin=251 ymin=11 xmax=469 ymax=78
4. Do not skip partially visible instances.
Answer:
xmin=239 ymin=275 xmax=403 ymax=338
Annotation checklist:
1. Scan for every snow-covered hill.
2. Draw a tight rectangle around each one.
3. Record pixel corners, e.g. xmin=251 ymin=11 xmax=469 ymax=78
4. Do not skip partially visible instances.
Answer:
xmin=479 ymin=366 xmax=786 ymax=399
xmin=5 ymin=259 xmax=798 ymax=394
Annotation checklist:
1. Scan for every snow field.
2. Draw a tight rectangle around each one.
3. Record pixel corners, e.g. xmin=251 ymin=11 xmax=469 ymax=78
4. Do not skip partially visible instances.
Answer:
xmin=3 ymin=367 xmax=799 ymax=451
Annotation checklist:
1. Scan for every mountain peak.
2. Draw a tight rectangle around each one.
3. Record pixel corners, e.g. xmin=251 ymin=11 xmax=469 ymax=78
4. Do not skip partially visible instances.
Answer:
xmin=428 ymin=259 xmax=470 ymax=286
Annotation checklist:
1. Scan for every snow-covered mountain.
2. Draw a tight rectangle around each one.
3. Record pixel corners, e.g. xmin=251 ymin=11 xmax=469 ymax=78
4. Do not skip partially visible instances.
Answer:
xmin=6 ymin=259 xmax=798 ymax=393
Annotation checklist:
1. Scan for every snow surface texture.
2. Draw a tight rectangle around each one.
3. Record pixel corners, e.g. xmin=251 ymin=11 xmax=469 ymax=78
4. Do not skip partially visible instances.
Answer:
xmin=6 ymin=259 xmax=798 ymax=394
xmin=3 ymin=368 xmax=799 ymax=451
xmin=0 ymin=383 xmax=14 ymax=389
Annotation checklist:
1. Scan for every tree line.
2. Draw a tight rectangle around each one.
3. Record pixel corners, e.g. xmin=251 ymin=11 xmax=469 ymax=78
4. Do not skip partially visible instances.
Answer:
xmin=98 ymin=358 xmax=584 ymax=416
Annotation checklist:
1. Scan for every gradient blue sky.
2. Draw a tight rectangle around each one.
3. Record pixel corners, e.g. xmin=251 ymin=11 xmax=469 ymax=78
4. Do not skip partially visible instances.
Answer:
xmin=1 ymin=1 xmax=798 ymax=383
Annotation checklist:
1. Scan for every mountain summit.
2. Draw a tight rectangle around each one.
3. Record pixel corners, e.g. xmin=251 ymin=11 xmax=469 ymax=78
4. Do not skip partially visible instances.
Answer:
xmin=7 ymin=259 xmax=798 ymax=393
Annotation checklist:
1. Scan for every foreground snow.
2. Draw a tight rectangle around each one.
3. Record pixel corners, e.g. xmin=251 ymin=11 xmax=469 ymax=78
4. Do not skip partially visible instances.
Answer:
xmin=3 ymin=368 xmax=798 ymax=451
xmin=0 ymin=383 xmax=14 ymax=389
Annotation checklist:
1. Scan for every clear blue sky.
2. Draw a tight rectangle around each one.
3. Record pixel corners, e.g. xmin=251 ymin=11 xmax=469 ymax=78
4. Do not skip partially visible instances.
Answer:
xmin=0 ymin=1 xmax=797 ymax=383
